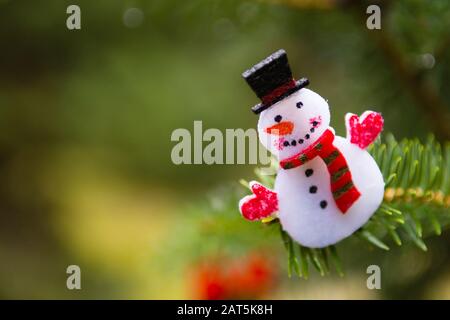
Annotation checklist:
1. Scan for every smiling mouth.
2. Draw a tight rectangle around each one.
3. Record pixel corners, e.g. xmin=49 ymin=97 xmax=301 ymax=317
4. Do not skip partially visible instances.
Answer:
xmin=279 ymin=120 xmax=320 ymax=149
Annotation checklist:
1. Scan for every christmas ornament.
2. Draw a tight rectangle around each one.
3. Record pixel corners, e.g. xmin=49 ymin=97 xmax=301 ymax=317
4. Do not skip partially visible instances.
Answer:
xmin=239 ymin=49 xmax=385 ymax=248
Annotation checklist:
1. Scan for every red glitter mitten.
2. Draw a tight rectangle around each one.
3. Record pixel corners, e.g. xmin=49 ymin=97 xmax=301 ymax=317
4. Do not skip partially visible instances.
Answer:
xmin=239 ymin=181 xmax=278 ymax=221
xmin=346 ymin=111 xmax=384 ymax=149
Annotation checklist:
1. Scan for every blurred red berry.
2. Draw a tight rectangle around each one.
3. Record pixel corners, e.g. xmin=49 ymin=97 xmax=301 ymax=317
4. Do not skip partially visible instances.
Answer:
xmin=190 ymin=252 xmax=276 ymax=299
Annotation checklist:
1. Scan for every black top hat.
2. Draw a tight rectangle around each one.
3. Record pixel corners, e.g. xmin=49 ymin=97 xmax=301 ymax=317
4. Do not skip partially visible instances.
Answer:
xmin=242 ymin=49 xmax=309 ymax=114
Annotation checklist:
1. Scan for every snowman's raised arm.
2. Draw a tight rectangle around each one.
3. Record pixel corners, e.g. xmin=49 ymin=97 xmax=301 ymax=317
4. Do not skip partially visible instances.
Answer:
xmin=345 ymin=111 xmax=384 ymax=149
xmin=239 ymin=181 xmax=278 ymax=221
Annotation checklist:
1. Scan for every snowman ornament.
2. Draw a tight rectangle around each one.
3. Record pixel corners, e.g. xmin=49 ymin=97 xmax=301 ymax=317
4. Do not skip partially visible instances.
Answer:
xmin=239 ymin=49 xmax=385 ymax=248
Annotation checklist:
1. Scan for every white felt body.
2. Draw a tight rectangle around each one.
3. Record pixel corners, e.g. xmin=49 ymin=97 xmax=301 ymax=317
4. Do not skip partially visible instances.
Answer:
xmin=275 ymin=135 xmax=384 ymax=248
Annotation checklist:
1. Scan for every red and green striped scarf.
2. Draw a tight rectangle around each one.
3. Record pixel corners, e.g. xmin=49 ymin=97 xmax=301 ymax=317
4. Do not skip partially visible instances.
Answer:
xmin=279 ymin=129 xmax=361 ymax=213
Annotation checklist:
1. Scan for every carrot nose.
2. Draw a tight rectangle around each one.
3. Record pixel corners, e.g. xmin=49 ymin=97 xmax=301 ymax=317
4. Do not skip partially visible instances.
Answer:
xmin=265 ymin=121 xmax=294 ymax=136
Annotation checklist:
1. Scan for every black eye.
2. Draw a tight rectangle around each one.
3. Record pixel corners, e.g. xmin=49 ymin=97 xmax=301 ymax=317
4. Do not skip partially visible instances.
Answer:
xmin=296 ymin=101 xmax=303 ymax=108
xmin=274 ymin=115 xmax=282 ymax=123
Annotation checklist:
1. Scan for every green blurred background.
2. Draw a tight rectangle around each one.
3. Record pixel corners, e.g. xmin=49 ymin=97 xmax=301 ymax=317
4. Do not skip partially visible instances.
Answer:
xmin=0 ymin=0 xmax=449 ymax=299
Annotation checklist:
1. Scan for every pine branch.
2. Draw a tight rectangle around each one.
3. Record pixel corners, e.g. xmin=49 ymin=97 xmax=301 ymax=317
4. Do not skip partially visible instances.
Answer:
xmin=248 ymin=134 xmax=450 ymax=277
xmin=363 ymin=134 xmax=449 ymax=250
